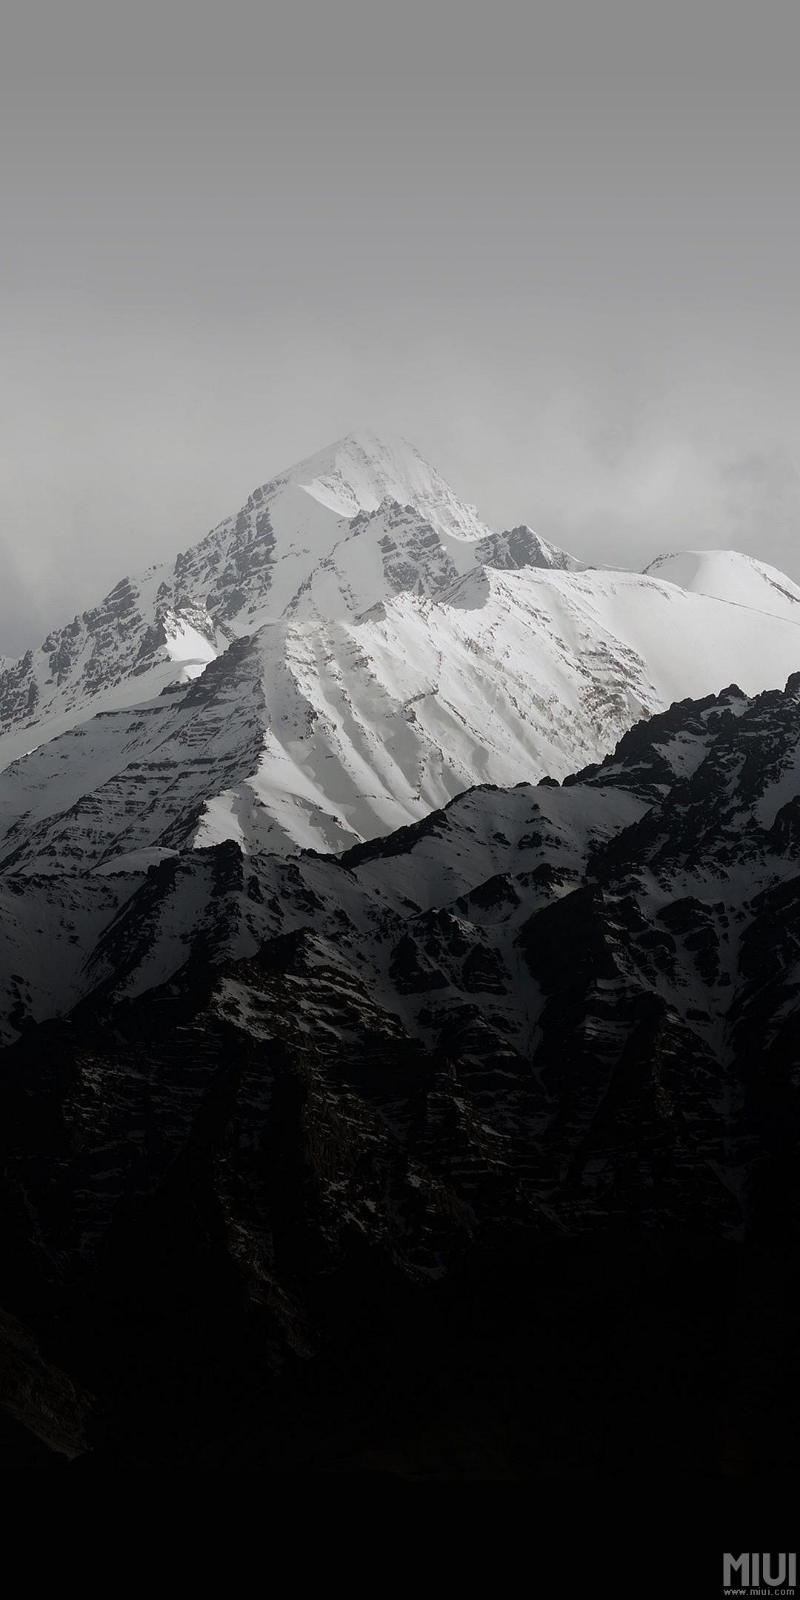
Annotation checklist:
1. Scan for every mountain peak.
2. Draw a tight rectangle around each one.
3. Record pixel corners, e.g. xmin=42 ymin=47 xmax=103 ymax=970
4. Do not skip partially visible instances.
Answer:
xmin=4 ymin=435 xmax=800 ymax=816
xmin=475 ymin=524 xmax=581 ymax=573
xmin=263 ymin=428 xmax=491 ymax=544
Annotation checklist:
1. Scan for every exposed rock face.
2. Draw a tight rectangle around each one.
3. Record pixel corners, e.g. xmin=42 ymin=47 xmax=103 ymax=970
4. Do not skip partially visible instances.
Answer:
xmin=475 ymin=524 xmax=580 ymax=571
xmin=4 ymin=557 xmax=800 ymax=868
xmin=2 ymin=678 xmax=800 ymax=1472
xmin=3 ymin=431 xmax=800 ymax=870
xmin=0 ymin=433 xmax=499 ymax=768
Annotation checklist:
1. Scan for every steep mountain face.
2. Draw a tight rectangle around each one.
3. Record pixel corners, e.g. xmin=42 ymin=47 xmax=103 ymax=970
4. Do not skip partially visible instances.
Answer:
xmin=3 ymin=432 xmax=800 ymax=1472
xmin=3 ymin=433 xmax=800 ymax=869
xmin=2 ymin=561 xmax=800 ymax=869
xmin=1 ymin=678 xmax=800 ymax=1470
xmin=0 ymin=432 xmax=501 ymax=768
xmin=283 ymin=500 xmax=464 ymax=622
xmin=475 ymin=524 xmax=581 ymax=572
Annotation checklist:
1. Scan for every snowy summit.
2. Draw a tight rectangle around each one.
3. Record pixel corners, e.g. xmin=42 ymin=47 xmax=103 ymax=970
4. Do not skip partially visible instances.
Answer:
xmin=0 ymin=430 xmax=798 ymax=867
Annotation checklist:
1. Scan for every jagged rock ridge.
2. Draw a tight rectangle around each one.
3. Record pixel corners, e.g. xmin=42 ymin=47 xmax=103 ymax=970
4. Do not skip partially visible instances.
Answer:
xmin=1 ymin=679 xmax=800 ymax=1469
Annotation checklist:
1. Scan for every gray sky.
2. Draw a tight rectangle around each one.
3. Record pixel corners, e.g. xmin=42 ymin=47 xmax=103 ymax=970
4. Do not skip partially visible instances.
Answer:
xmin=2 ymin=0 xmax=800 ymax=654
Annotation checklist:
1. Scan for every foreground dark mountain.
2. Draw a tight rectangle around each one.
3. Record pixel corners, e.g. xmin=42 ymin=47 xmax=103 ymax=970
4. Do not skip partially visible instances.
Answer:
xmin=2 ymin=675 xmax=800 ymax=1474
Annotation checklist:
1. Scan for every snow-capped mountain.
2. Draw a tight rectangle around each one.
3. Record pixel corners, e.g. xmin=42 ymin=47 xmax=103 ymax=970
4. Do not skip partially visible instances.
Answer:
xmin=2 ymin=557 xmax=800 ymax=871
xmin=4 ymin=429 xmax=800 ymax=1472
xmin=0 ymin=432 xmax=504 ymax=766
xmin=1 ymin=430 xmax=799 ymax=869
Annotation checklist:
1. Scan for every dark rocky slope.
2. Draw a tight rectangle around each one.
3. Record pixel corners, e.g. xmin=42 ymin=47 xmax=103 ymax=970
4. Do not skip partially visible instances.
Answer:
xmin=2 ymin=677 xmax=800 ymax=1475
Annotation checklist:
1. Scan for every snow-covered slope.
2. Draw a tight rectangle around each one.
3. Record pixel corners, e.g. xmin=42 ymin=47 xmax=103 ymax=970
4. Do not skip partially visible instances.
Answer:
xmin=285 ymin=501 xmax=464 ymax=622
xmin=1 ymin=430 xmax=799 ymax=871
xmin=2 ymin=561 xmax=800 ymax=872
xmin=0 ymin=432 xmax=572 ymax=768
xmin=644 ymin=549 xmax=800 ymax=622
xmin=278 ymin=429 xmax=491 ymax=542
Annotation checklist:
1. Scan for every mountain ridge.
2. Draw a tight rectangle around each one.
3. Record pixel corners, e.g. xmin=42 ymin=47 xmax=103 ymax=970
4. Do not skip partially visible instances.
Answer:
xmin=2 ymin=674 xmax=800 ymax=1469
xmin=0 ymin=432 xmax=799 ymax=864
xmin=0 ymin=432 xmax=573 ymax=768
xmin=2 ymin=431 xmax=800 ymax=1472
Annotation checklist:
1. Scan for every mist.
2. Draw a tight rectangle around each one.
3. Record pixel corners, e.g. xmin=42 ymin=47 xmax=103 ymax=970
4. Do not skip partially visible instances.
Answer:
xmin=2 ymin=0 xmax=800 ymax=654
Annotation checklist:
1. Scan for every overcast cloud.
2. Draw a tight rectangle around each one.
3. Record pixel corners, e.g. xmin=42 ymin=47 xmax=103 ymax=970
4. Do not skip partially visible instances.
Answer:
xmin=2 ymin=0 xmax=800 ymax=654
